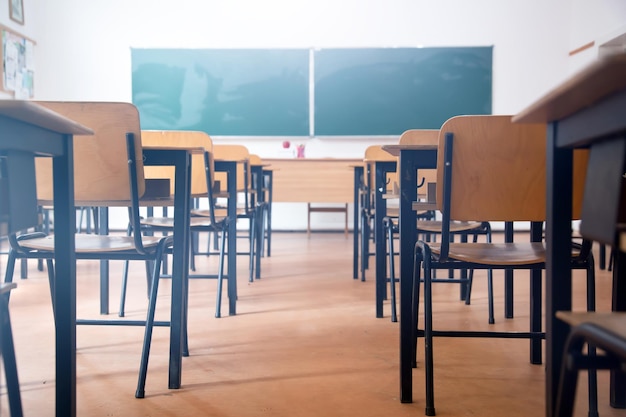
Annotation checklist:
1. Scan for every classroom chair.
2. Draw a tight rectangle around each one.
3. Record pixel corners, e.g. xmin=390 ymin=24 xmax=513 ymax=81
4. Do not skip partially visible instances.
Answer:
xmin=359 ymin=145 xmax=397 ymax=282
xmin=3 ymin=101 xmax=179 ymax=399
xmin=383 ymin=129 xmax=492 ymax=323
xmin=211 ymin=144 xmax=264 ymax=282
xmin=412 ymin=115 xmax=596 ymax=416
xmin=121 ymin=130 xmax=230 ymax=318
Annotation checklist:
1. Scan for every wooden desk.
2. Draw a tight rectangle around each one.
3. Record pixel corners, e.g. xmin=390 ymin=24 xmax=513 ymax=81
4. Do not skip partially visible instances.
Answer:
xmin=382 ymin=143 xmax=438 ymax=404
xmin=0 ymin=100 xmax=93 ymax=417
xmin=513 ymin=53 xmax=626 ymax=417
xmin=264 ymin=158 xmax=360 ymax=203
xmin=265 ymin=158 xmax=359 ymax=235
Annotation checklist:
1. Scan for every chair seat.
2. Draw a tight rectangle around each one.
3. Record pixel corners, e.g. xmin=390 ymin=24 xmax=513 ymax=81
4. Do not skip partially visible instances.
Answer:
xmin=556 ymin=311 xmax=626 ymax=340
xmin=17 ymin=234 xmax=163 ymax=253
xmin=417 ymin=220 xmax=484 ymax=233
xmin=554 ymin=312 xmax=626 ymax=417
xmin=206 ymin=205 xmax=250 ymax=217
xmin=385 ymin=218 xmax=482 ymax=233
xmin=429 ymin=242 xmax=546 ymax=265
xmin=142 ymin=215 xmax=226 ymax=228
xmin=190 ymin=208 xmax=229 ymax=220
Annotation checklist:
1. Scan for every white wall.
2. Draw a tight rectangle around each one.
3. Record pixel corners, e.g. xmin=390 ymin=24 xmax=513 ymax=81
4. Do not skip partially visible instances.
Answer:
xmin=567 ymin=0 xmax=626 ymax=73
xmin=32 ymin=0 xmax=575 ymax=111
xmin=15 ymin=0 xmax=626 ymax=230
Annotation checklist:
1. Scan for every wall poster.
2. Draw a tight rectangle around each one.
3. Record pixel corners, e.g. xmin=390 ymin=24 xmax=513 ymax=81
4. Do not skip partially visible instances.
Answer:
xmin=2 ymin=28 xmax=34 ymax=98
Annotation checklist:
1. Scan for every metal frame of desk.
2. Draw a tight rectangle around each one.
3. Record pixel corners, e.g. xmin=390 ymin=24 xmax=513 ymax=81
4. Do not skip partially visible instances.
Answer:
xmin=382 ymin=144 xmax=438 ymax=403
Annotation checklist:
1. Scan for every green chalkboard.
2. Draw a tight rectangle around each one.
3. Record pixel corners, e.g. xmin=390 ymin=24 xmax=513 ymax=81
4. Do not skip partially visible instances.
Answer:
xmin=131 ymin=48 xmax=310 ymax=136
xmin=313 ymin=47 xmax=492 ymax=135
xmin=132 ymin=47 xmax=492 ymax=137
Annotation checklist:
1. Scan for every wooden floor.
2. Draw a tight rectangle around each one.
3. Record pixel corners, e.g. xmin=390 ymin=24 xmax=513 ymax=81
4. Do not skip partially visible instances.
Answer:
xmin=0 ymin=231 xmax=624 ymax=416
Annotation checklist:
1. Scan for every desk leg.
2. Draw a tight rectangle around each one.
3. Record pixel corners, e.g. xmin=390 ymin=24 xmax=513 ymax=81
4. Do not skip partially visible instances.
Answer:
xmin=353 ymin=166 xmax=362 ymax=279
xmin=52 ymin=138 xmax=77 ymax=417
xmin=398 ymin=149 xmax=437 ymax=404
xmin=399 ymin=153 xmax=418 ymax=403
xmin=99 ymin=207 xmax=109 ymax=315
xmin=266 ymin=171 xmax=272 ymax=257
xmin=227 ymin=162 xmax=238 ymax=316
xmin=255 ymin=203 xmax=263 ymax=280
xmin=545 ymin=130 xmax=574 ymax=417
xmin=611 ymin=251 xmax=626 ymax=408
xmin=504 ymin=222 xmax=514 ymax=318
xmin=375 ymin=163 xmax=391 ymax=318
xmin=252 ymin=166 xmax=263 ymax=280
xmin=168 ymin=151 xmax=191 ymax=389
xmin=530 ymin=222 xmax=543 ymax=364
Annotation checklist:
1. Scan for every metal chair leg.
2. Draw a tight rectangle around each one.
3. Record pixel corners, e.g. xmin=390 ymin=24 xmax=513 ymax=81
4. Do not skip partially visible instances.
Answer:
xmin=1 ymin=284 xmax=24 ymax=417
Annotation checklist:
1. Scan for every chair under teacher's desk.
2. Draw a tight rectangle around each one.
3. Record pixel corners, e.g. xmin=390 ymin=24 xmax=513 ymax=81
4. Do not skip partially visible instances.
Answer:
xmin=3 ymin=101 xmax=193 ymax=399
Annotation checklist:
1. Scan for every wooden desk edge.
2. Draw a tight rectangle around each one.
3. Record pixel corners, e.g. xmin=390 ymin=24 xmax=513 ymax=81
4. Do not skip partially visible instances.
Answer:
xmin=144 ymin=145 xmax=205 ymax=154
xmin=215 ymin=157 xmax=247 ymax=163
xmin=0 ymin=100 xmax=93 ymax=135
xmin=382 ymin=144 xmax=438 ymax=157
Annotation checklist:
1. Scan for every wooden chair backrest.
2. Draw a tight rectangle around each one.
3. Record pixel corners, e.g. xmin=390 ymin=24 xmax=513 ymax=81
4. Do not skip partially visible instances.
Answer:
xmin=213 ymin=144 xmax=251 ymax=193
xmin=398 ymin=129 xmax=439 ymax=146
xmin=364 ymin=145 xmax=396 ymax=162
xmin=35 ymin=101 xmax=145 ymax=204
xmin=141 ymin=130 xmax=213 ymax=197
xmin=249 ymin=154 xmax=263 ymax=166
xmin=399 ymin=129 xmax=439 ymax=195
xmin=364 ymin=145 xmax=397 ymax=194
xmin=437 ymin=115 xmax=587 ymax=222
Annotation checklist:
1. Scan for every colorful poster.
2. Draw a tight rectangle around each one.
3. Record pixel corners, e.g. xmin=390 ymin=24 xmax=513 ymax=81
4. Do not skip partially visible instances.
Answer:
xmin=2 ymin=30 xmax=34 ymax=97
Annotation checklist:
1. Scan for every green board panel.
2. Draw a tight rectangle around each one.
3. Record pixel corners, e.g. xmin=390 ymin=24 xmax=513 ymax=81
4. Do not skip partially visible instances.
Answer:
xmin=314 ymin=47 xmax=492 ymax=135
xmin=131 ymin=48 xmax=310 ymax=136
